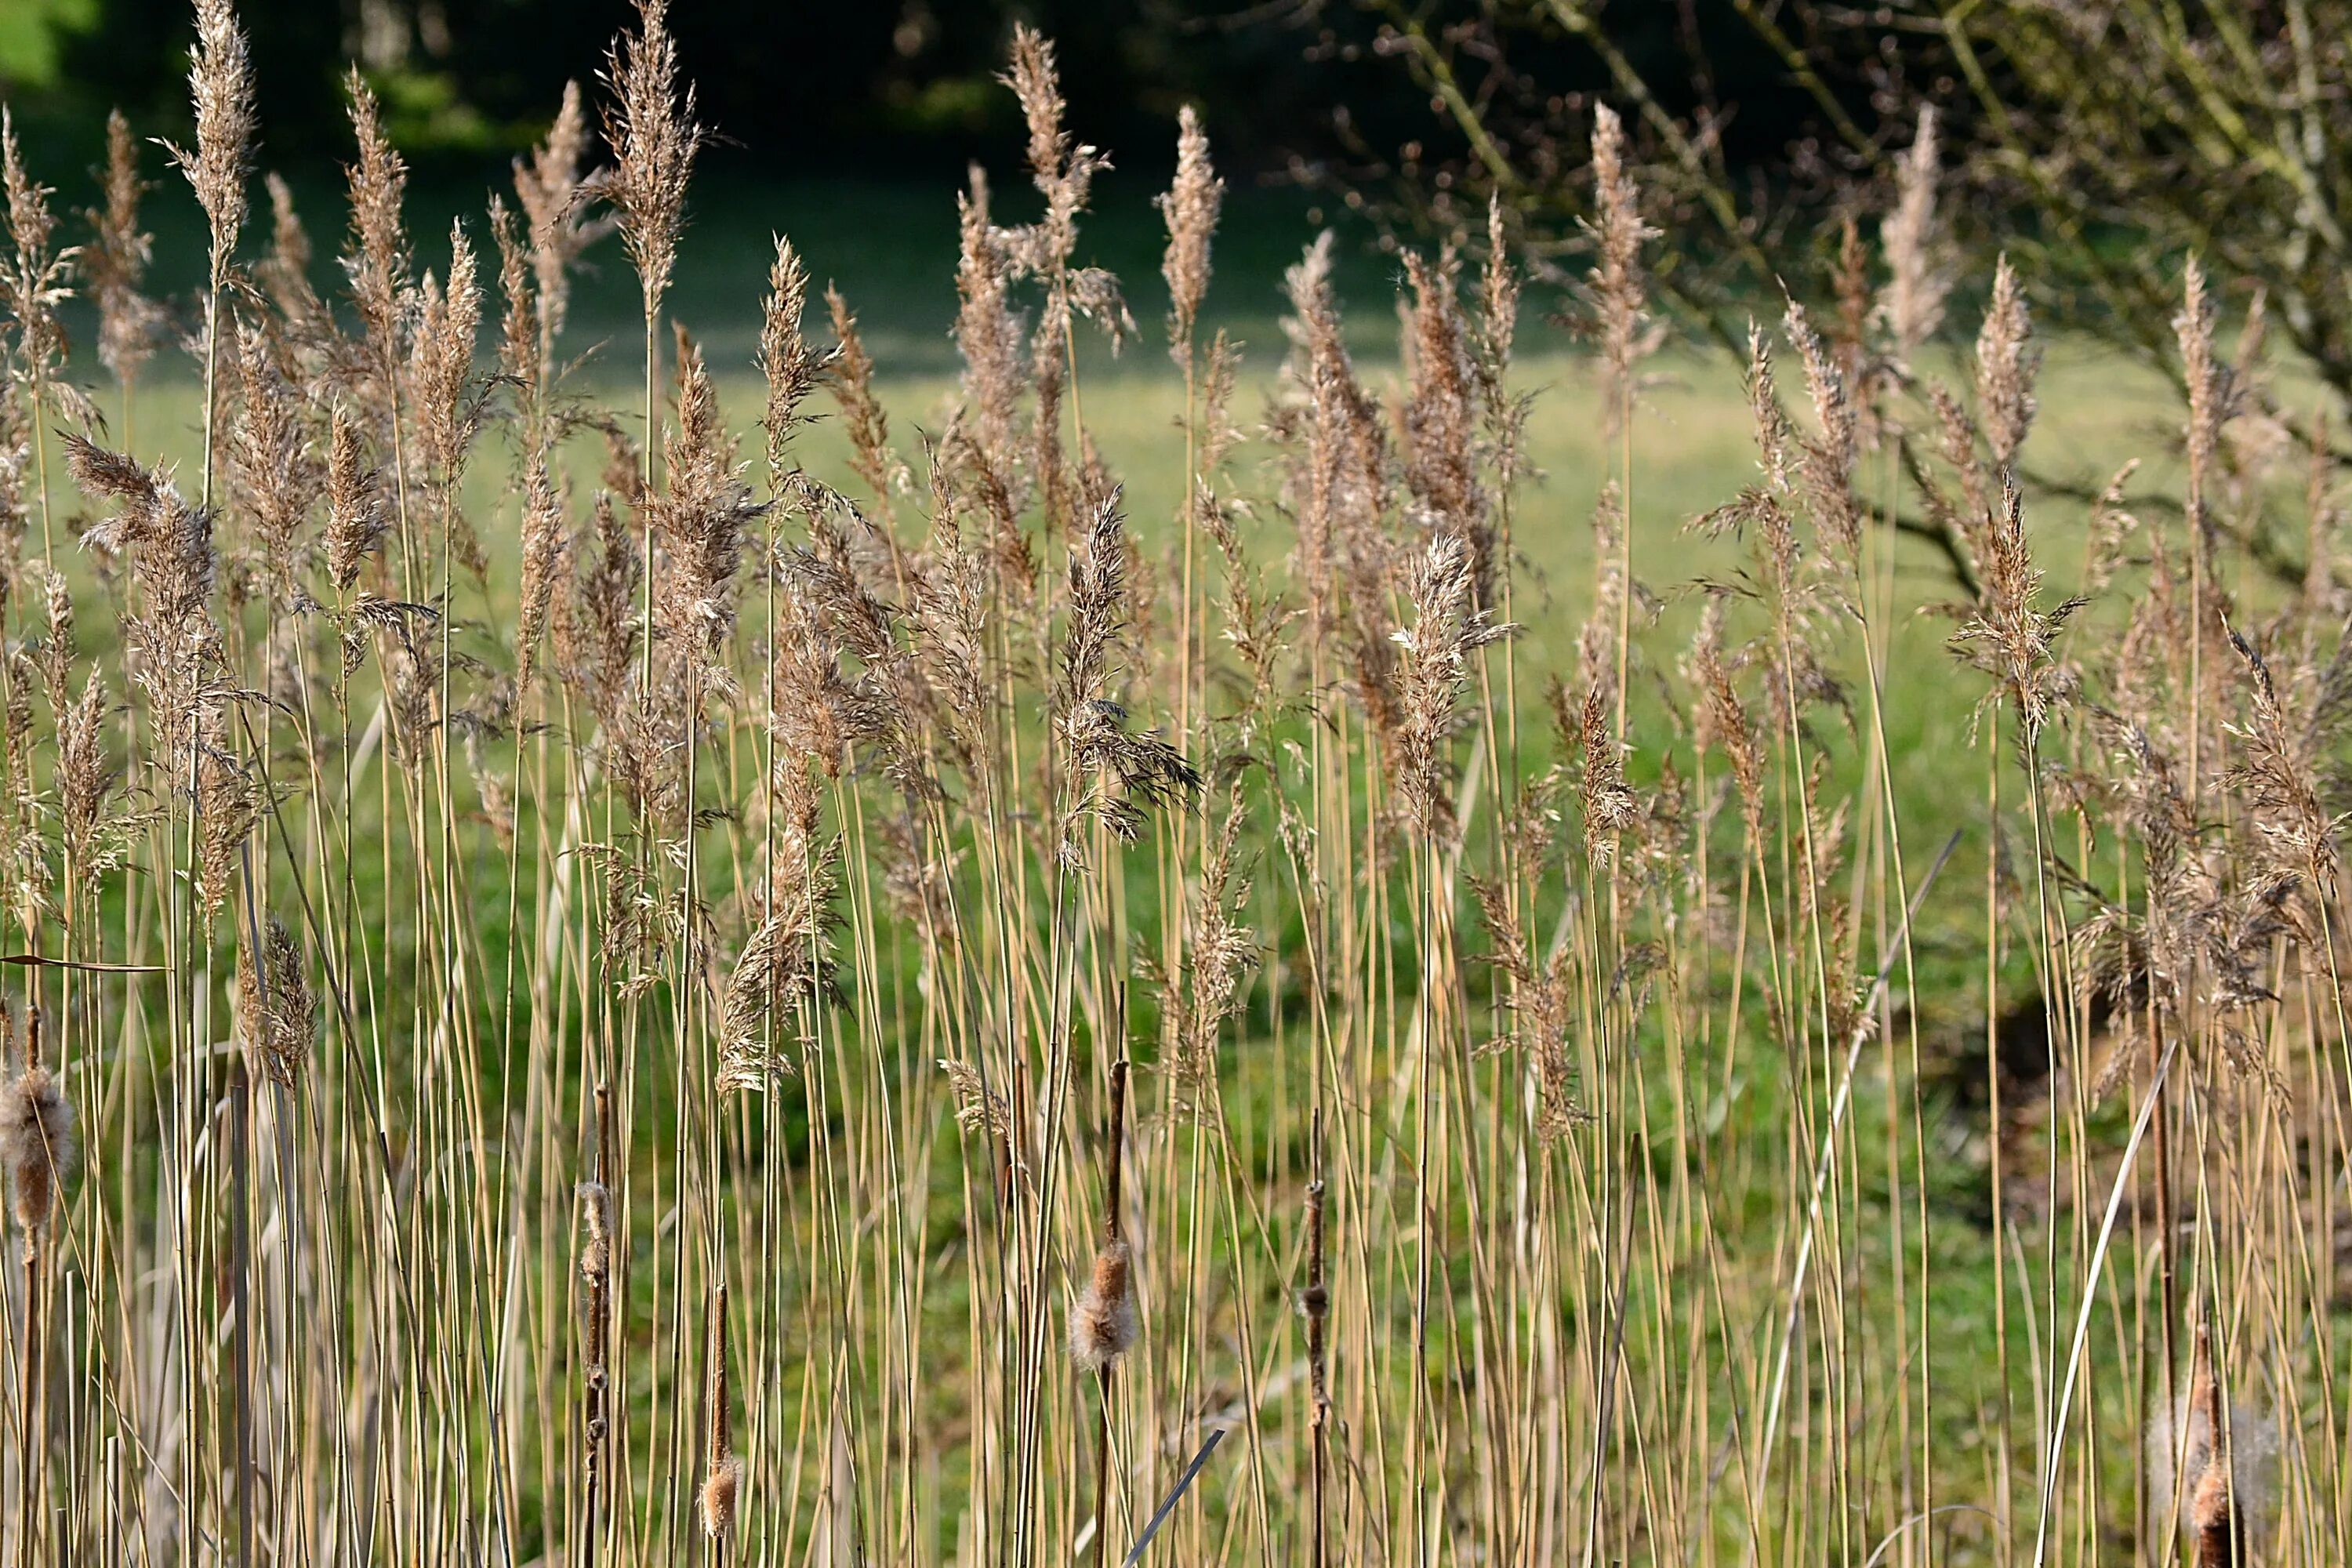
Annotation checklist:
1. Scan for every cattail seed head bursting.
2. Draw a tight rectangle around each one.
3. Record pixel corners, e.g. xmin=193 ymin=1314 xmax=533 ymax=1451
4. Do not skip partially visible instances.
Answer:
xmin=0 ymin=1065 xmax=74 ymax=1234
xmin=699 ymin=1452 xmax=742 ymax=1538
xmin=1069 ymin=1236 xmax=1138 ymax=1372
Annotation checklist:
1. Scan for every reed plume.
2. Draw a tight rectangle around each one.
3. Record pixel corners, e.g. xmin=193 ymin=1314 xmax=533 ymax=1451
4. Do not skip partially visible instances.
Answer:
xmin=83 ymin=111 xmax=162 ymax=397
xmin=1159 ymin=104 xmax=1221 ymax=357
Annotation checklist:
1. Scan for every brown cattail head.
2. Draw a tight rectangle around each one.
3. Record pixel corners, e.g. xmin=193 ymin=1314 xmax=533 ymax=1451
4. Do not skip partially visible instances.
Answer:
xmin=2147 ymin=1322 xmax=2276 ymax=1567
xmin=1069 ymin=1236 xmax=1138 ymax=1372
xmin=699 ymin=1281 xmax=738 ymax=1537
xmin=0 ymin=1058 xmax=73 ymax=1235
xmin=699 ymin=1453 xmax=743 ymax=1540
xmin=169 ymin=0 xmax=254 ymax=277
xmin=1158 ymin=104 xmax=1221 ymax=357
xmin=576 ymin=1179 xmax=612 ymax=1285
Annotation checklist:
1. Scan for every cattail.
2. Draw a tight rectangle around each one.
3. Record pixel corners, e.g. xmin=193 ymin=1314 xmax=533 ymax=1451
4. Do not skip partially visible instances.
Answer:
xmin=1069 ymin=1236 xmax=1138 ymax=1372
xmin=576 ymin=1178 xmax=612 ymax=1290
xmin=2147 ymin=1323 xmax=2276 ymax=1566
xmin=1158 ymin=104 xmax=1221 ymax=358
xmin=168 ymin=0 xmax=254 ymax=278
xmin=1880 ymin=103 xmax=1946 ymax=358
xmin=1976 ymin=254 xmax=2039 ymax=470
xmin=602 ymin=0 xmax=701 ymax=325
xmin=699 ymin=1284 xmax=741 ymax=1539
xmin=84 ymin=110 xmax=162 ymax=392
xmin=700 ymin=1454 xmax=742 ymax=1541
xmin=0 ymin=1057 xmax=72 ymax=1236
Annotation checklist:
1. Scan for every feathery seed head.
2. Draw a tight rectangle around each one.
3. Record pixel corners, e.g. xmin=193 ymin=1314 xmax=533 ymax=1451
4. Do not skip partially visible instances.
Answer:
xmin=85 ymin=111 xmax=164 ymax=387
xmin=699 ymin=1455 xmax=742 ymax=1539
xmin=0 ymin=1060 xmax=72 ymax=1235
xmin=1976 ymin=254 xmax=2039 ymax=470
xmin=602 ymin=0 xmax=701 ymax=320
xmin=1880 ymin=103 xmax=1947 ymax=357
xmin=343 ymin=68 xmax=410 ymax=372
xmin=170 ymin=0 xmax=254 ymax=274
xmin=1069 ymin=1236 xmax=1138 ymax=1371
xmin=760 ymin=236 xmax=828 ymax=482
xmin=1159 ymin=105 xmax=1221 ymax=356
xmin=514 ymin=80 xmax=603 ymax=365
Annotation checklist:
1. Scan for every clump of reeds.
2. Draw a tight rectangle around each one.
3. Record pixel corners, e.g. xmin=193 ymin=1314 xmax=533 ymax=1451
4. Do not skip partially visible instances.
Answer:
xmin=0 ymin=8 xmax=2345 ymax=1566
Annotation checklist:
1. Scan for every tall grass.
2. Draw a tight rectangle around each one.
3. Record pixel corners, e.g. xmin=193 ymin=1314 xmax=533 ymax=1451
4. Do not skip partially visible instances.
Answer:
xmin=0 ymin=5 xmax=2341 ymax=1565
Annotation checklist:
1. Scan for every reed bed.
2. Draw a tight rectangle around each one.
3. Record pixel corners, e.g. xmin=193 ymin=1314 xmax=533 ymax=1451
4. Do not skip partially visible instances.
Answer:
xmin=0 ymin=5 xmax=2343 ymax=1564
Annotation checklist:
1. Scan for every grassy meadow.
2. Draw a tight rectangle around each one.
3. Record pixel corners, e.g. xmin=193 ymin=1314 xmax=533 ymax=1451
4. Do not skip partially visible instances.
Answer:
xmin=0 ymin=5 xmax=2343 ymax=1567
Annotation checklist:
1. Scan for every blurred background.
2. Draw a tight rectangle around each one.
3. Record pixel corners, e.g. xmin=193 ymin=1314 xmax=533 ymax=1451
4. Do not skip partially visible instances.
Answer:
xmin=0 ymin=0 xmax=2333 ymax=405
xmin=0 ymin=0 xmax=1886 ymax=368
